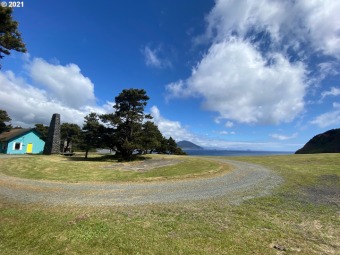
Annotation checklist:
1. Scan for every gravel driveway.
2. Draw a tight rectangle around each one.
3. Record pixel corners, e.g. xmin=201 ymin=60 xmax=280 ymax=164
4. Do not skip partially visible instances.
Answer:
xmin=0 ymin=158 xmax=283 ymax=206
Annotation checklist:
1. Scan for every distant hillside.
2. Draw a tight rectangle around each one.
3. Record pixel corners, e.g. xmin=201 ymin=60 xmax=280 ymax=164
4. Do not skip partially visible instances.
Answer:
xmin=177 ymin=141 xmax=203 ymax=150
xmin=295 ymin=128 xmax=340 ymax=154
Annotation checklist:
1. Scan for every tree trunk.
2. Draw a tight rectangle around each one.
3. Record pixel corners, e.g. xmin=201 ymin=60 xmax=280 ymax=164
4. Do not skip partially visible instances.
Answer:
xmin=64 ymin=138 xmax=71 ymax=152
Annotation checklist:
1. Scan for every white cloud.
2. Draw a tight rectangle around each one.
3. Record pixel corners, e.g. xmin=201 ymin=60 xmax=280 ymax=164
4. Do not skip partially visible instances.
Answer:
xmin=165 ymin=80 xmax=192 ymax=100
xmin=301 ymin=0 xmax=340 ymax=58
xmin=214 ymin=118 xmax=234 ymax=127
xmin=311 ymin=99 xmax=340 ymax=128
xmin=318 ymin=62 xmax=339 ymax=78
xmin=150 ymin=105 xmax=194 ymax=141
xmin=167 ymin=39 xmax=307 ymax=124
xmin=311 ymin=109 xmax=340 ymax=128
xmin=150 ymin=105 xmax=294 ymax=150
xmin=219 ymin=130 xmax=235 ymax=135
xmin=321 ymin=87 xmax=340 ymax=99
xmin=0 ymin=59 xmax=113 ymax=127
xmin=225 ymin=121 xmax=234 ymax=128
xmin=204 ymin=0 xmax=340 ymax=58
xmin=168 ymin=0 xmax=340 ymax=126
xmin=142 ymin=45 xmax=171 ymax=69
xmin=270 ymin=133 xmax=298 ymax=141
xmin=0 ymin=70 xmax=83 ymax=126
xmin=204 ymin=0 xmax=285 ymax=43
xmin=143 ymin=46 xmax=161 ymax=68
xmin=30 ymin=58 xmax=95 ymax=109
xmin=333 ymin=102 xmax=340 ymax=109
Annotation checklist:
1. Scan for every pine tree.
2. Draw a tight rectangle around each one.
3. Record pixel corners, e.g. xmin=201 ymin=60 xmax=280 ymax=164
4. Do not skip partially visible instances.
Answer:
xmin=0 ymin=6 xmax=26 ymax=68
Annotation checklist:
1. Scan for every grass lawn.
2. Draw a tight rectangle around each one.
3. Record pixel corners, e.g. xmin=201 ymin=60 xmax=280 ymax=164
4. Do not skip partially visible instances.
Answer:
xmin=0 ymin=153 xmax=230 ymax=182
xmin=0 ymin=153 xmax=339 ymax=254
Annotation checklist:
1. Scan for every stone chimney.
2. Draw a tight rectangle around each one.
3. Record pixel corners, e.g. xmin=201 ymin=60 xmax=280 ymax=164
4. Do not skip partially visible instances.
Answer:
xmin=43 ymin=113 xmax=61 ymax=154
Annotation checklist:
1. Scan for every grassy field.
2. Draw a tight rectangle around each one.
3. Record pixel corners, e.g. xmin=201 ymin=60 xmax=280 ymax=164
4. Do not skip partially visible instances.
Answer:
xmin=0 ymin=154 xmax=230 ymax=182
xmin=0 ymin=153 xmax=339 ymax=254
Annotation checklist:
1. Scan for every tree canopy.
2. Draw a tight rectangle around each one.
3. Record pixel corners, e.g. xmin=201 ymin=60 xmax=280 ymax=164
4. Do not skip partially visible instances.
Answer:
xmin=0 ymin=91 xmax=185 ymax=159
xmin=101 ymin=89 xmax=152 ymax=160
xmin=97 ymin=89 xmax=187 ymax=160
xmin=81 ymin=113 xmax=104 ymax=159
xmin=61 ymin=123 xmax=81 ymax=153
xmin=0 ymin=6 xmax=26 ymax=68
xmin=0 ymin=109 xmax=12 ymax=133
xmin=34 ymin=124 xmax=49 ymax=141
xmin=140 ymin=121 xmax=164 ymax=153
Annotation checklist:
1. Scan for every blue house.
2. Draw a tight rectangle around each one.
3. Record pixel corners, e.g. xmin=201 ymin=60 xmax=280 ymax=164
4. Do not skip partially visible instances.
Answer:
xmin=0 ymin=128 xmax=45 ymax=154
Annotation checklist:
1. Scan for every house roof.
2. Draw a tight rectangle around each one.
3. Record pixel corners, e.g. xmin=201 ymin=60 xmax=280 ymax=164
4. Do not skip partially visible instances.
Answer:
xmin=0 ymin=128 xmax=36 ymax=142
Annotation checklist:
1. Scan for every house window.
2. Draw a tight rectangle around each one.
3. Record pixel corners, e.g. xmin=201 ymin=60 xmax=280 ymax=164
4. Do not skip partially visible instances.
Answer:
xmin=14 ymin=142 xmax=21 ymax=150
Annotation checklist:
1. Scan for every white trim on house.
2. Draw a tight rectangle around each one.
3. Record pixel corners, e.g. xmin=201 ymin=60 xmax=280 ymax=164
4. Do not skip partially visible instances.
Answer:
xmin=13 ymin=142 xmax=22 ymax=151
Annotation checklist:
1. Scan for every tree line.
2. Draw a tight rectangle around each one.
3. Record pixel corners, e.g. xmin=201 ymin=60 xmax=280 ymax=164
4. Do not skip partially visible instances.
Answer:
xmin=0 ymin=89 xmax=186 ymax=160
xmin=0 ymin=10 xmax=185 ymax=160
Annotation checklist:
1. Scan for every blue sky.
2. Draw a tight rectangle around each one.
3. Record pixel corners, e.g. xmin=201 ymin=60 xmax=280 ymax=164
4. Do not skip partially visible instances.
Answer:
xmin=1 ymin=0 xmax=339 ymax=151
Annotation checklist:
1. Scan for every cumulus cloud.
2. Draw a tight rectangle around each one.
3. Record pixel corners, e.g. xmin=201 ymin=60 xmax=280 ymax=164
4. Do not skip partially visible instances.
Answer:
xmin=142 ymin=45 xmax=172 ymax=69
xmin=203 ymin=0 xmax=285 ymax=43
xmin=301 ymin=0 xmax=340 ymax=58
xmin=166 ymin=0 xmax=336 ymax=125
xmin=167 ymin=39 xmax=307 ymax=124
xmin=30 ymin=58 xmax=95 ymax=108
xmin=0 ymin=59 xmax=113 ymax=127
xmin=167 ymin=0 xmax=340 ymax=126
xmin=204 ymin=0 xmax=340 ymax=58
xmin=150 ymin=106 xmax=194 ymax=141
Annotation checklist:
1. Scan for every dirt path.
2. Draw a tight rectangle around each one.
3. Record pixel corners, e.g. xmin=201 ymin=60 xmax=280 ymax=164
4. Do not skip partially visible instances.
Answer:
xmin=0 ymin=158 xmax=283 ymax=206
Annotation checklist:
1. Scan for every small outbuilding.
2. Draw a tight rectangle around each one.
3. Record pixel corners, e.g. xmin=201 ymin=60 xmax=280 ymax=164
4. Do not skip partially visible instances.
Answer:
xmin=0 ymin=128 xmax=45 ymax=154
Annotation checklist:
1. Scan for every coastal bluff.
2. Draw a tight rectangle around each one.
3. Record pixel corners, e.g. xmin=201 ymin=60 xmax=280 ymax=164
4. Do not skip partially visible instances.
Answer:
xmin=295 ymin=128 xmax=340 ymax=154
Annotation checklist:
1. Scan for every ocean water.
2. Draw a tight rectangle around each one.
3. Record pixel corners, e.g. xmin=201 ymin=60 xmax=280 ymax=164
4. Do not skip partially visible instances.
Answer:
xmin=183 ymin=149 xmax=293 ymax=157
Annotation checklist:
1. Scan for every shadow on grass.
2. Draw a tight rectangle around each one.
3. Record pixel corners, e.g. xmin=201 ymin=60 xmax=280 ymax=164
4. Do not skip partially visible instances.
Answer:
xmin=64 ymin=154 xmax=152 ymax=162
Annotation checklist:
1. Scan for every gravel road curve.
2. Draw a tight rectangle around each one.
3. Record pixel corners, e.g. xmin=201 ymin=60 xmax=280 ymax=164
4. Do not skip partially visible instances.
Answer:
xmin=0 ymin=158 xmax=283 ymax=206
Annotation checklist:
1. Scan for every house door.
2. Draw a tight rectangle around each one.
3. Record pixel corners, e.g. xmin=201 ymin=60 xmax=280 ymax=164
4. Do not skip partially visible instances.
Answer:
xmin=26 ymin=143 xmax=33 ymax=153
